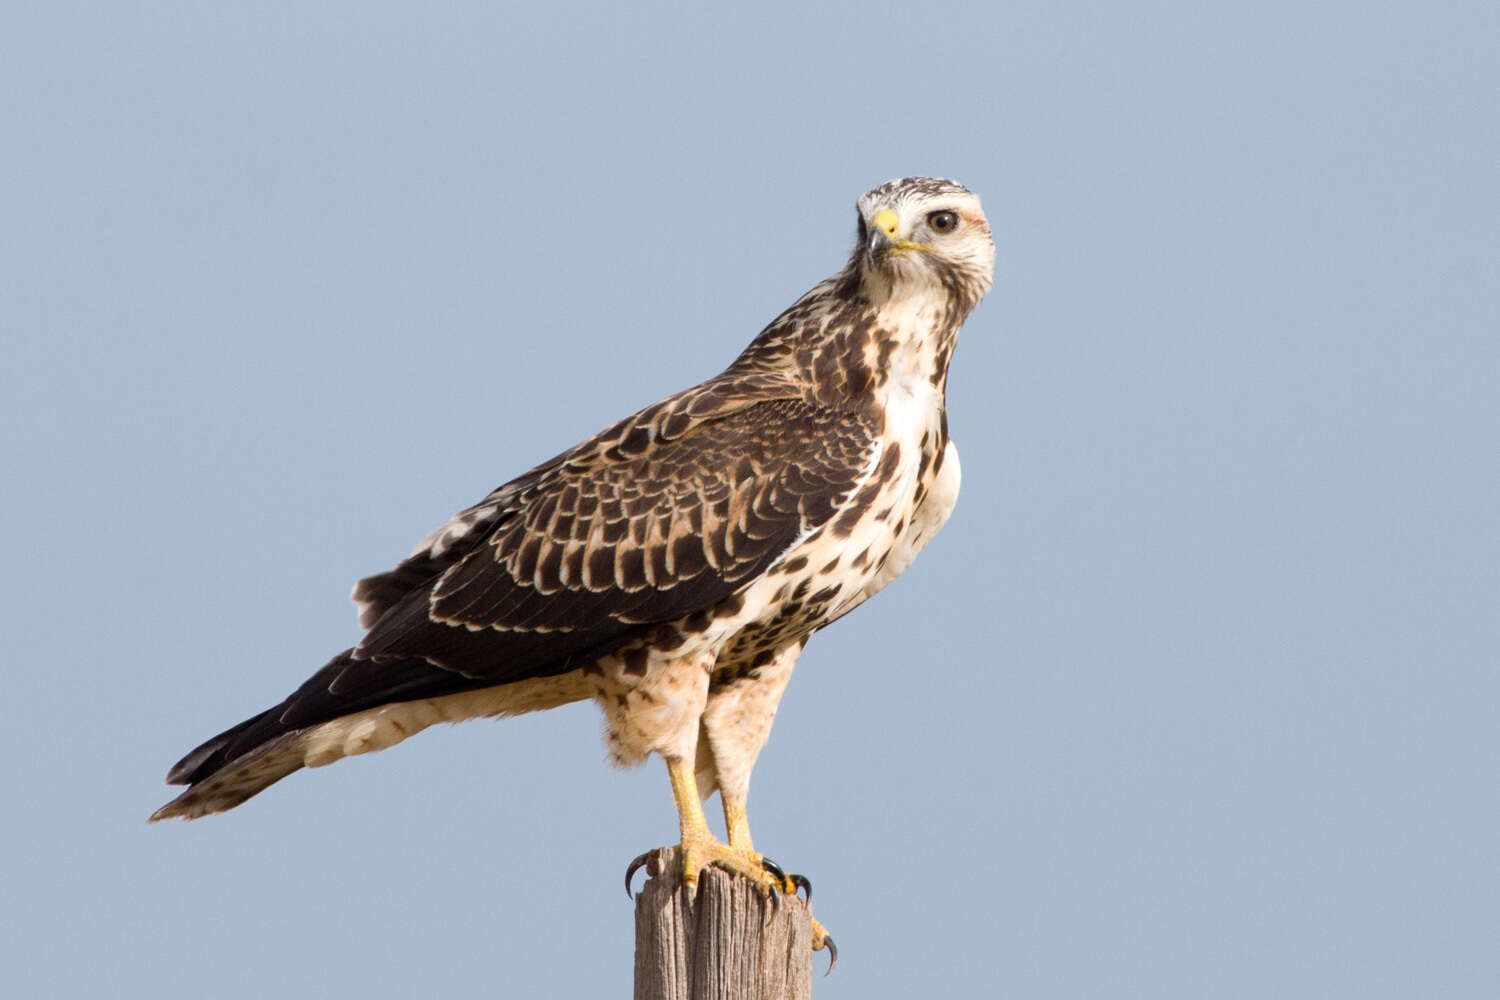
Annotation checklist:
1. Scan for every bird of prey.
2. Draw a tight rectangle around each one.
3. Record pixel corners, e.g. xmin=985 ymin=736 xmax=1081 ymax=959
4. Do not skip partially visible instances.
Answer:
xmin=152 ymin=176 xmax=995 ymax=955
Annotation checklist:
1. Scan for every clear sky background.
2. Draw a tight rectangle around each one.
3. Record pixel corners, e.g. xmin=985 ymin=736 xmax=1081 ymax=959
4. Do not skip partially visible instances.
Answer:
xmin=3 ymin=2 xmax=1496 ymax=997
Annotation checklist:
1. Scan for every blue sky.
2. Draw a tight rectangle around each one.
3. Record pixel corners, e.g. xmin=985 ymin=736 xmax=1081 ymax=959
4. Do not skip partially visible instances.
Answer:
xmin=3 ymin=2 xmax=1496 ymax=997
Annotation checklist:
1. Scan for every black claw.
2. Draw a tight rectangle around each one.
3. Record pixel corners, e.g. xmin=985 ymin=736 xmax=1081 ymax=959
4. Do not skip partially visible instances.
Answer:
xmin=759 ymin=855 xmax=787 ymax=886
xmin=822 ymin=935 xmax=838 ymax=975
xmin=625 ymin=851 xmax=654 ymax=898
xmin=788 ymin=873 xmax=812 ymax=901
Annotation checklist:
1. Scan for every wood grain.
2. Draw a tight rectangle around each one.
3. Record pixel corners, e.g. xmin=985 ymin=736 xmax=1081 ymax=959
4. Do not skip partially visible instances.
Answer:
xmin=634 ymin=847 xmax=813 ymax=1000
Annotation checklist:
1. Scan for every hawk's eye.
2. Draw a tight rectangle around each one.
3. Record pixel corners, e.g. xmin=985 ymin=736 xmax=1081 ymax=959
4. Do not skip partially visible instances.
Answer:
xmin=927 ymin=210 xmax=959 ymax=234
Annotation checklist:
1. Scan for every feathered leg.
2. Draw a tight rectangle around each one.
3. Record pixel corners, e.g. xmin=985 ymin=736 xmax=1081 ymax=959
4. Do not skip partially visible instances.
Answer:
xmin=699 ymin=641 xmax=835 ymax=964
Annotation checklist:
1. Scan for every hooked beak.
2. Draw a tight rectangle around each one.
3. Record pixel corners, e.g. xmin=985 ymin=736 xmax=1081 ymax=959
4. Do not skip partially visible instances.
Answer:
xmin=867 ymin=209 xmax=899 ymax=258
xmin=865 ymin=208 xmax=930 ymax=262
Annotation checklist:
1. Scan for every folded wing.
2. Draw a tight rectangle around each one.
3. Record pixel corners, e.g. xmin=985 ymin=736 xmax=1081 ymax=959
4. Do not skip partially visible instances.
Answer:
xmin=165 ymin=394 xmax=878 ymax=790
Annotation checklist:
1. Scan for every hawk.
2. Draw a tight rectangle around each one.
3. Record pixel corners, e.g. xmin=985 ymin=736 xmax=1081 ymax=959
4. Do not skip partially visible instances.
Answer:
xmin=153 ymin=176 xmax=995 ymax=957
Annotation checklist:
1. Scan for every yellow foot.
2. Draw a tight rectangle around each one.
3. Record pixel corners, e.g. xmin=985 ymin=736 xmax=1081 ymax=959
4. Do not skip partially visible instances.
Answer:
xmin=766 ymin=868 xmax=837 ymax=974
xmin=625 ymin=833 xmax=785 ymax=896
xmin=812 ymin=917 xmax=838 ymax=974
xmin=768 ymin=871 xmax=836 ymax=974
xmin=625 ymin=848 xmax=838 ymax=974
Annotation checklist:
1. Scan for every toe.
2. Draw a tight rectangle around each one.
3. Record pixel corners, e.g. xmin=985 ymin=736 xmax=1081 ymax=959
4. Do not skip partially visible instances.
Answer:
xmin=812 ymin=919 xmax=837 ymax=975
xmin=787 ymin=872 xmax=812 ymax=900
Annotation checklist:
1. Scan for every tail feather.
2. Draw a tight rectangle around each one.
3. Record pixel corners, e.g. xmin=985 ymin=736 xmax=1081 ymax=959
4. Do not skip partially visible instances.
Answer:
xmin=150 ymin=669 xmax=593 ymax=821
xmin=151 ymin=728 xmax=310 ymax=821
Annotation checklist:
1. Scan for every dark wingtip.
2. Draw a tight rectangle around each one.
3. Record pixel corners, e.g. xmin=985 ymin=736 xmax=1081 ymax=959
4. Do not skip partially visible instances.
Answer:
xmin=164 ymin=737 xmax=228 ymax=785
xmin=163 ymin=707 xmax=276 ymax=785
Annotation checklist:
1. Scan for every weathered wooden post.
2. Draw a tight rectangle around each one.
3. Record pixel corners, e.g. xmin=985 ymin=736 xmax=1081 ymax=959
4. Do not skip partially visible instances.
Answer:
xmin=633 ymin=846 xmax=814 ymax=1000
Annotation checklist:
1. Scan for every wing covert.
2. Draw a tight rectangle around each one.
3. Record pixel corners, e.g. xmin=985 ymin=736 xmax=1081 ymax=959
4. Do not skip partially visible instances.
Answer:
xmin=352 ymin=396 xmax=877 ymax=682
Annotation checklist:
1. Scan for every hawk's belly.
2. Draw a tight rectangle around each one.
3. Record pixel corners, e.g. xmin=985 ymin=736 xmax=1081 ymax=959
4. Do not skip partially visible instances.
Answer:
xmin=589 ymin=381 xmax=955 ymax=765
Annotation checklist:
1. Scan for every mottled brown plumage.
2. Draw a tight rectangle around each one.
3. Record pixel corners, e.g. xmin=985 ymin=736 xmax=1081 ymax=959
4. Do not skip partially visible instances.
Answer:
xmin=151 ymin=178 xmax=995 ymax=938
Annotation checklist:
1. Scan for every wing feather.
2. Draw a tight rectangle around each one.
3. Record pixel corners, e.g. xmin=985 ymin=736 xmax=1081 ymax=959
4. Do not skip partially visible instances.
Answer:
xmin=360 ymin=396 xmax=876 ymax=672
xmin=170 ymin=387 xmax=879 ymax=790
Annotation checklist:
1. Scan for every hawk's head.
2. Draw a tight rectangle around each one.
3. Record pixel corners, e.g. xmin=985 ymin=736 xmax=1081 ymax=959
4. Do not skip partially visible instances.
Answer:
xmin=848 ymin=177 xmax=994 ymax=313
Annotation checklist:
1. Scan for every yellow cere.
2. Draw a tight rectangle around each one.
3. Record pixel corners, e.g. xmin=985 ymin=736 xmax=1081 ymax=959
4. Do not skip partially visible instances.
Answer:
xmin=870 ymin=209 xmax=932 ymax=255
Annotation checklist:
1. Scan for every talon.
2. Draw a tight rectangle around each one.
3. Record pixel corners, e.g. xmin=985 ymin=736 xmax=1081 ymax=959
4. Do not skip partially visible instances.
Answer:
xmin=811 ymin=917 xmax=836 ymax=974
xmin=760 ymin=854 xmax=787 ymax=886
xmin=625 ymin=850 xmax=654 ymax=898
xmin=788 ymin=873 xmax=811 ymax=901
